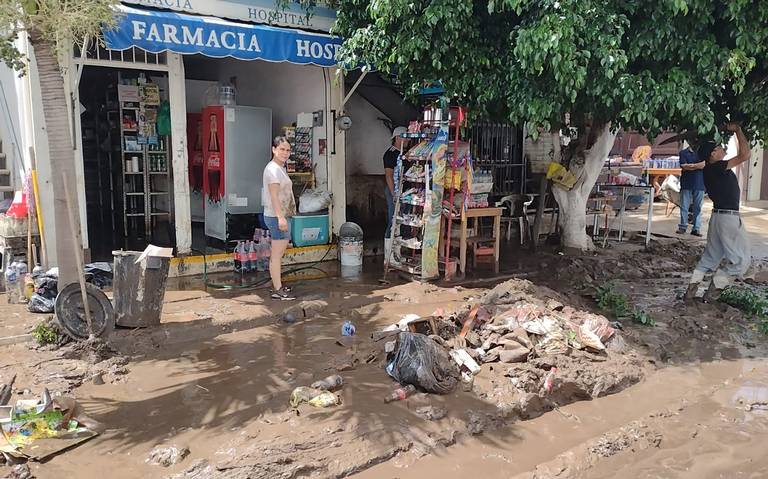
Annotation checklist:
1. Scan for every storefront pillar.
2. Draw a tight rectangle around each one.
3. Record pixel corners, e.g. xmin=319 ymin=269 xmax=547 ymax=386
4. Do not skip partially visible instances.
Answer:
xmin=63 ymin=48 xmax=90 ymax=257
xmin=167 ymin=52 xmax=192 ymax=255
xmin=327 ymin=69 xmax=347 ymax=234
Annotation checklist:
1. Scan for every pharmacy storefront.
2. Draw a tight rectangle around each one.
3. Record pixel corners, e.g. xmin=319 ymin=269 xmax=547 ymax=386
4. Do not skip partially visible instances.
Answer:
xmin=62 ymin=0 xmax=349 ymax=273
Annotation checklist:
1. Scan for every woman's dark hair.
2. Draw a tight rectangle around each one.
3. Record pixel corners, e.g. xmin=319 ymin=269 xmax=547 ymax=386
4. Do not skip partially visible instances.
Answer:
xmin=272 ymin=136 xmax=290 ymax=148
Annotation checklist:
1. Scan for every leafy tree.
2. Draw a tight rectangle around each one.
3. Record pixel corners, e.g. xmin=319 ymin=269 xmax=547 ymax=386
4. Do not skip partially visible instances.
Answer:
xmin=332 ymin=0 xmax=768 ymax=250
xmin=0 ymin=1 xmax=118 ymax=284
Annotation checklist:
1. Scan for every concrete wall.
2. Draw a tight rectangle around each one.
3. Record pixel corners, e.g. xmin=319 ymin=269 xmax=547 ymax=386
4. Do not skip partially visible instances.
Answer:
xmin=345 ymin=93 xmax=393 ymax=175
xmin=183 ymin=56 xmax=329 ymax=185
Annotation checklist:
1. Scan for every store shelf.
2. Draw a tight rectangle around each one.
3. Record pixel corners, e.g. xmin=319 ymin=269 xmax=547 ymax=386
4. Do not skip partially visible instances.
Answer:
xmin=149 ymin=171 xmax=169 ymax=175
xmin=124 ymin=172 xmax=144 ymax=175
xmin=151 ymin=211 xmax=170 ymax=216
xmin=150 ymin=191 xmax=169 ymax=195
xmin=126 ymin=213 xmax=145 ymax=217
xmin=125 ymin=192 xmax=144 ymax=196
xmin=395 ymin=239 xmax=423 ymax=250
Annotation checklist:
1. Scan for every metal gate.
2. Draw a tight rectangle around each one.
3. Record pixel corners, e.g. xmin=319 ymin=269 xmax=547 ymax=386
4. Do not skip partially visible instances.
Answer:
xmin=469 ymin=123 xmax=525 ymax=197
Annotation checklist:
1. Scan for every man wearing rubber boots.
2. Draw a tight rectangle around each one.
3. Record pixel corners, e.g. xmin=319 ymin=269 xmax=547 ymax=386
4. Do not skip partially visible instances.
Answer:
xmin=685 ymin=123 xmax=755 ymax=301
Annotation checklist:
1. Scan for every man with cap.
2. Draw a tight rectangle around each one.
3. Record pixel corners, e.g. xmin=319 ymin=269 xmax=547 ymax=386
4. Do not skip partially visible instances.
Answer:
xmin=685 ymin=123 xmax=754 ymax=301
xmin=383 ymin=126 xmax=408 ymax=256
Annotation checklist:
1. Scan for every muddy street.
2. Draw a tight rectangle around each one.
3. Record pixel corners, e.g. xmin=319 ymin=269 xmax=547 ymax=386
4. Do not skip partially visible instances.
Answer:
xmin=2 ymin=221 xmax=768 ymax=479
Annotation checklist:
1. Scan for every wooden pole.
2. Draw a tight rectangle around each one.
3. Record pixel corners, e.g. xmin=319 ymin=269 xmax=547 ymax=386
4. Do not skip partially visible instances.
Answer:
xmin=61 ymin=172 xmax=93 ymax=337
xmin=29 ymin=147 xmax=47 ymax=268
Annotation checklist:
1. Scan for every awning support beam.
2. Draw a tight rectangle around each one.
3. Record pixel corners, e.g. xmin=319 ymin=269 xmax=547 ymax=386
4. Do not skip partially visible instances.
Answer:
xmin=341 ymin=70 xmax=367 ymax=107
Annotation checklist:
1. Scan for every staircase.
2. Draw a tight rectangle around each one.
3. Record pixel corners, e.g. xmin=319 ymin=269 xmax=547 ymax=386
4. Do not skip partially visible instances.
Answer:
xmin=0 ymin=141 xmax=13 ymax=198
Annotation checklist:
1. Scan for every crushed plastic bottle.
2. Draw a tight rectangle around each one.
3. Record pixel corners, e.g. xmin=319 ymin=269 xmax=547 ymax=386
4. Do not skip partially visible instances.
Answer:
xmin=543 ymin=367 xmax=557 ymax=394
xmin=341 ymin=321 xmax=356 ymax=336
xmin=384 ymin=384 xmax=416 ymax=403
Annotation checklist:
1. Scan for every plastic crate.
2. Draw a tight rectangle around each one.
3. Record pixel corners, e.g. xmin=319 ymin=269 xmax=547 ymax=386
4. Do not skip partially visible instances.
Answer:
xmin=290 ymin=214 xmax=330 ymax=247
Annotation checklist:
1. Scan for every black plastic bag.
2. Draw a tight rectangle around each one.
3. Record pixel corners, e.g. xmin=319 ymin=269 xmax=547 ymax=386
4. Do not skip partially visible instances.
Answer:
xmin=386 ymin=332 xmax=460 ymax=394
xmin=34 ymin=276 xmax=58 ymax=299
xmin=28 ymin=293 xmax=54 ymax=314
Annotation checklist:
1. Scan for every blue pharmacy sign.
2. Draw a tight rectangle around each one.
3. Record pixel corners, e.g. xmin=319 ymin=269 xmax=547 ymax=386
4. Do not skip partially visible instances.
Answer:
xmin=104 ymin=6 xmax=343 ymax=67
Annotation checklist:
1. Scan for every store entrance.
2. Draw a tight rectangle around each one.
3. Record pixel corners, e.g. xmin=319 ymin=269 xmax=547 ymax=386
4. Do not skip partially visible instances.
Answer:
xmin=79 ymin=66 xmax=175 ymax=261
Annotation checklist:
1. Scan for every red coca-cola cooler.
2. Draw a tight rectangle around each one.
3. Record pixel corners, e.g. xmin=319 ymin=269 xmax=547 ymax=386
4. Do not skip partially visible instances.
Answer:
xmin=187 ymin=112 xmax=205 ymax=222
xmin=202 ymin=105 xmax=272 ymax=242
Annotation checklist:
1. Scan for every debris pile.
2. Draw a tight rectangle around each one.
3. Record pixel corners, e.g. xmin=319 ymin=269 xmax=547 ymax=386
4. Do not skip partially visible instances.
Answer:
xmin=445 ymin=279 xmax=619 ymax=366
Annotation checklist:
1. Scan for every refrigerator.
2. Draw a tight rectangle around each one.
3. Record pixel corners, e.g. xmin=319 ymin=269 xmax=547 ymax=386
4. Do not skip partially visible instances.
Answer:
xmin=202 ymin=105 xmax=272 ymax=242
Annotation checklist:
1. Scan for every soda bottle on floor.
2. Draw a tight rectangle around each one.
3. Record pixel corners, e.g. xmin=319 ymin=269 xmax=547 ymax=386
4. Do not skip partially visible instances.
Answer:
xmin=256 ymin=234 xmax=266 ymax=272
xmin=233 ymin=241 xmax=243 ymax=273
xmin=247 ymin=240 xmax=258 ymax=273
xmin=260 ymin=230 xmax=271 ymax=271
xmin=384 ymin=384 xmax=416 ymax=403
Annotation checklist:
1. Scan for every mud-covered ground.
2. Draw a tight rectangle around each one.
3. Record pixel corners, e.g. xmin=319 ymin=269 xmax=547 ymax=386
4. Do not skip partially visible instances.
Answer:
xmin=2 ymin=216 xmax=768 ymax=479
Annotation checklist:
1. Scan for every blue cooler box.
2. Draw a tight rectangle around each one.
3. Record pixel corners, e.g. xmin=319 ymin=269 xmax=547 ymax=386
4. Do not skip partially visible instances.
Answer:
xmin=290 ymin=214 xmax=330 ymax=247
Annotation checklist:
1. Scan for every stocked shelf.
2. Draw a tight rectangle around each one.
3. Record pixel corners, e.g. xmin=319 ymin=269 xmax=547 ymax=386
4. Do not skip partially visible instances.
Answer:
xmin=118 ymin=71 xmax=173 ymax=239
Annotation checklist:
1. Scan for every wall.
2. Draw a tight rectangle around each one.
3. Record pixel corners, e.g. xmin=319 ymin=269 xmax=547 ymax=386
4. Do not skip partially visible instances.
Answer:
xmin=342 ymin=93 xmax=397 ymax=239
xmin=345 ymin=93 xmax=393 ymax=175
xmin=183 ymin=56 xmax=329 ymax=182
xmin=0 ymin=63 xmax=24 ymax=192
xmin=182 ymin=55 xmax=352 ymax=231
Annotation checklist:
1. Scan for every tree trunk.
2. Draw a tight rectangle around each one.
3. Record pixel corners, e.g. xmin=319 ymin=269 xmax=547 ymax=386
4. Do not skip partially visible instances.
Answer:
xmin=28 ymin=32 xmax=80 ymax=287
xmin=551 ymin=123 xmax=617 ymax=252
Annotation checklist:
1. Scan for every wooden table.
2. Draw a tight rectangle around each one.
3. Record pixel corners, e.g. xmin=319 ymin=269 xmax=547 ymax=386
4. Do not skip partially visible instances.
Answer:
xmin=457 ymin=207 xmax=503 ymax=275
xmin=646 ymin=168 xmax=681 ymax=197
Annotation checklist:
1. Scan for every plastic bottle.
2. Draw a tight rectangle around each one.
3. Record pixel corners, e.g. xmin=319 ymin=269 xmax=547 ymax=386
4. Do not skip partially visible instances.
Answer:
xmin=233 ymin=241 xmax=243 ymax=273
xmin=311 ymin=374 xmax=344 ymax=392
xmin=384 ymin=385 xmax=416 ymax=403
xmin=253 ymin=236 xmax=264 ymax=272
xmin=260 ymin=230 xmax=271 ymax=271
xmin=4 ymin=261 xmax=18 ymax=286
xmin=247 ymin=240 xmax=258 ymax=273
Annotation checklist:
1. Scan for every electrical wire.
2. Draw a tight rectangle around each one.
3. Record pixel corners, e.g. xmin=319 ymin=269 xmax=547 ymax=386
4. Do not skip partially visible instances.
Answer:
xmin=192 ymin=243 xmax=333 ymax=290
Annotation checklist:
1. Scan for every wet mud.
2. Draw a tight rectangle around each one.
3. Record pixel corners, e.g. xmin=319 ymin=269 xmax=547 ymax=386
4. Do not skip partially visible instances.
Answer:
xmin=1 ymin=238 xmax=767 ymax=479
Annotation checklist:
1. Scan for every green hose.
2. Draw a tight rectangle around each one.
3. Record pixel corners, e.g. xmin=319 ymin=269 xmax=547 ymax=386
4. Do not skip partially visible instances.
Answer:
xmin=192 ymin=245 xmax=332 ymax=290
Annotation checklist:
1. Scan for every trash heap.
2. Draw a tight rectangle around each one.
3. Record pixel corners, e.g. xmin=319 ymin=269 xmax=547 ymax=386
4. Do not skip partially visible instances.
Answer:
xmin=453 ymin=279 xmax=618 ymax=365
xmin=376 ymin=279 xmax=624 ymax=400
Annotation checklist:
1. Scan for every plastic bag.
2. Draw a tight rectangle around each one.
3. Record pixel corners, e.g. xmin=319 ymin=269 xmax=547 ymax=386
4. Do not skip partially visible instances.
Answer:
xmin=308 ymin=391 xmax=340 ymax=408
xmin=290 ymin=386 xmax=323 ymax=407
xmin=387 ymin=332 xmax=460 ymax=394
xmin=28 ymin=293 xmax=54 ymax=314
xmin=298 ymin=189 xmax=331 ymax=214
xmin=156 ymin=101 xmax=171 ymax=136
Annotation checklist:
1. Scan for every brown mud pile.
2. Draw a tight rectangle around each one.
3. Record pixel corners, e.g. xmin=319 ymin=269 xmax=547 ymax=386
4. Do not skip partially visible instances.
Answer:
xmin=166 ymin=279 xmax=646 ymax=479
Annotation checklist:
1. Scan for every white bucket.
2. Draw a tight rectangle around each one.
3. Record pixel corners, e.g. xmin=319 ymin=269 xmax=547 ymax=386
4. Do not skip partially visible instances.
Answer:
xmin=339 ymin=238 xmax=363 ymax=267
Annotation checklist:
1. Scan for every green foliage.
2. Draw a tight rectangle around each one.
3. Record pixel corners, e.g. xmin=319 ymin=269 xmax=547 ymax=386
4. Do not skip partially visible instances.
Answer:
xmin=595 ymin=283 xmax=655 ymax=326
xmin=31 ymin=322 xmax=59 ymax=345
xmin=630 ymin=308 xmax=656 ymax=327
xmin=719 ymin=286 xmax=768 ymax=334
xmin=0 ymin=0 xmax=120 ymax=73
xmin=332 ymin=0 xmax=768 ymax=142
xmin=595 ymin=282 xmax=630 ymax=318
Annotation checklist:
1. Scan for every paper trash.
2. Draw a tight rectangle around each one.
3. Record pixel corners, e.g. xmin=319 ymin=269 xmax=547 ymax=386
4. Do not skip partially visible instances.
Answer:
xmin=0 ymin=390 xmax=102 ymax=461
xmin=135 ymin=244 xmax=174 ymax=265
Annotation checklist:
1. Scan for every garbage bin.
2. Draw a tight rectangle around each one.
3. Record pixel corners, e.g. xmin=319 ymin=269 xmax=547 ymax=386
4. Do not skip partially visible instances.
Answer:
xmin=338 ymin=222 xmax=364 ymax=278
xmin=112 ymin=250 xmax=171 ymax=327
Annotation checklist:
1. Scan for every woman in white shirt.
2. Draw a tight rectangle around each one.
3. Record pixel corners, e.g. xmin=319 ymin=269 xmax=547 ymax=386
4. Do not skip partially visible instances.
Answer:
xmin=263 ymin=136 xmax=297 ymax=300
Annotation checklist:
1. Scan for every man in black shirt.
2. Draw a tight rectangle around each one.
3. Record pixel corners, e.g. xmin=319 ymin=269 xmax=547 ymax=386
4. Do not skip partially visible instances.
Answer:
xmin=685 ymin=123 xmax=754 ymax=300
xmin=384 ymin=126 xmax=408 ymax=244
